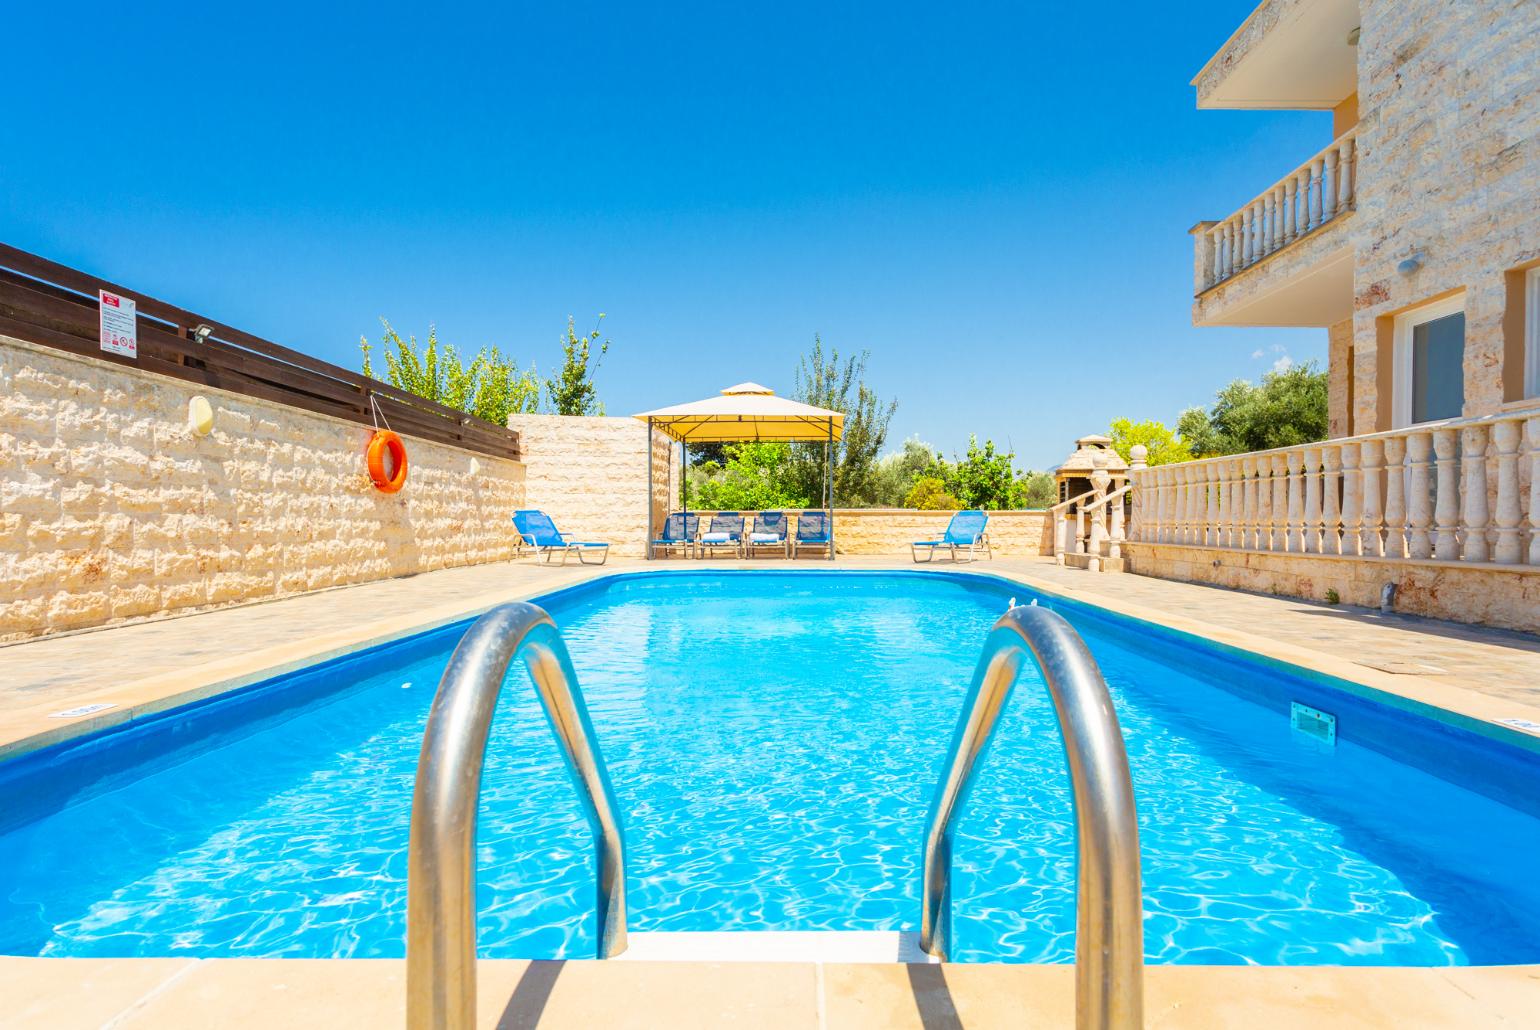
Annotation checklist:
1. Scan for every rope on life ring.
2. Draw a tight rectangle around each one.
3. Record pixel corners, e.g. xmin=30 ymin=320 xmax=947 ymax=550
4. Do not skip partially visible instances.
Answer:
xmin=367 ymin=430 xmax=408 ymax=493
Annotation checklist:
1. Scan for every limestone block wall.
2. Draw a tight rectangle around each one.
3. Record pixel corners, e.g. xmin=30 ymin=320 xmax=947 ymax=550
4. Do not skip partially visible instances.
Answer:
xmin=1350 ymin=0 xmax=1540 ymax=430
xmin=508 ymin=413 xmax=676 ymax=558
xmin=1123 ymin=541 xmax=1540 ymax=636
xmin=679 ymin=509 xmax=1048 ymax=556
xmin=0 ymin=335 xmax=526 ymax=642
xmin=1327 ymin=318 xmax=1352 ymax=437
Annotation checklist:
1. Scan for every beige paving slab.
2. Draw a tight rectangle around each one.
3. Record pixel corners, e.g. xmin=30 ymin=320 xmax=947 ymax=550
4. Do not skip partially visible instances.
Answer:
xmin=0 ymin=956 xmax=196 ymax=1030
xmin=17 ymin=956 xmax=1536 ymax=1029
xmin=113 ymin=957 xmax=820 ymax=1030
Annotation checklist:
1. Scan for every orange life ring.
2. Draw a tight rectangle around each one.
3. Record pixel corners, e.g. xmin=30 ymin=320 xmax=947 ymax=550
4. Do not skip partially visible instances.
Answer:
xmin=367 ymin=430 xmax=408 ymax=493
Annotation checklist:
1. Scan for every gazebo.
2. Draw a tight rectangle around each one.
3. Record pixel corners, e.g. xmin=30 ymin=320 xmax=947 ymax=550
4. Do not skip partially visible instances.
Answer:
xmin=633 ymin=382 xmax=845 ymax=561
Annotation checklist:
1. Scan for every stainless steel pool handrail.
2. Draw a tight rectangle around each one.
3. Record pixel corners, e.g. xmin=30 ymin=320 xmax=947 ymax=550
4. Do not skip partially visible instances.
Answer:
xmin=920 ymin=604 xmax=1143 ymax=1029
xmin=406 ymin=602 xmax=627 ymax=1030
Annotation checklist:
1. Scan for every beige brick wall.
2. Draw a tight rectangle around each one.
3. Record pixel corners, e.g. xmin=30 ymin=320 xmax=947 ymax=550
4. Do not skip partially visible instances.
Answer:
xmin=1124 ymin=540 xmax=1540 ymax=635
xmin=1 ymin=335 xmax=526 ymax=641
xmin=508 ymin=413 xmax=677 ymax=558
xmin=681 ymin=508 xmax=1048 ymax=556
xmin=1349 ymin=0 xmax=1540 ymax=429
xmin=1327 ymin=317 xmax=1353 ymax=437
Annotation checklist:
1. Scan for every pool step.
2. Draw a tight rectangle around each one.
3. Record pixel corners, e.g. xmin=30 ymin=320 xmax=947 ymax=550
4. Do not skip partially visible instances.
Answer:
xmin=619 ymin=930 xmax=938 ymax=964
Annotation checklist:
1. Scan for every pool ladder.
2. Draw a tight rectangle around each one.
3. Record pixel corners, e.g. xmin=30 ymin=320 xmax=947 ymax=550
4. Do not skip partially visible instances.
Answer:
xmin=405 ymin=600 xmax=1143 ymax=1030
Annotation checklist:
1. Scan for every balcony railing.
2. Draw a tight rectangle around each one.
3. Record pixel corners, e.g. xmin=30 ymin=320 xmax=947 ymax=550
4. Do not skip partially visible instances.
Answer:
xmin=1128 ymin=406 xmax=1540 ymax=568
xmin=1196 ymin=127 xmax=1357 ymax=293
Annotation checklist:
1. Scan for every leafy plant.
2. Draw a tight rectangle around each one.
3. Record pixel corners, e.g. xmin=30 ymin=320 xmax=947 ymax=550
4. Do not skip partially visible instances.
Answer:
xmin=870 ymin=437 xmax=939 ymax=507
xmin=1107 ymin=418 xmax=1192 ymax=466
xmin=1325 ymin=587 xmax=1341 ymax=605
xmin=360 ymin=319 xmax=539 ymax=424
xmin=903 ymin=476 xmax=961 ymax=511
xmin=945 ymin=436 xmax=1018 ymax=510
xmin=787 ymin=337 xmax=897 ymax=506
xmin=690 ymin=442 xmax=810 ymax=510
xmin=1181 ymin=361 xmax=1329 ymax=455
xmin=546 ymin=315 xmax=610 ymax=416
xmin=1010 ymin=470 xmax=1058 ymax=509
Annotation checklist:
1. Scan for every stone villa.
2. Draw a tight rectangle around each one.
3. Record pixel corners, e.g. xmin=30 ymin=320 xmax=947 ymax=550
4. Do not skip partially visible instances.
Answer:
xmin=1116 ymin=0 xmax=1540 ymax=631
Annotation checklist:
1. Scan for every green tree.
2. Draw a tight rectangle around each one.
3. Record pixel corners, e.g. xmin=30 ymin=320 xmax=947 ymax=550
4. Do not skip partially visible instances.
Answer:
xmin=690 ymin=442 xmax=810 ymax=510
xmin=1107 ymin=418 xmax=1192 ymax=466
xmin=1175 ymin=405 xmax=1225 ymax=458
xmin=870 ymin=437 xmax=938 ymax=507
xmin=474 ymin=349 xmax=542 ymax=425
xmin=903 ymin=476 xmax=961 ymax=511
xmin=360 ymin=319 xmax=539 ymax=425
xmin=788 ymin=337 xmax=897 ymax=506
xmin=1172 ymin=361 xmax=1330 ymax=456
xmin=546 ymin=315 xmax=610 ymax=416
xmin=1212 ymin=361 xmax=1329 ymax=452
xmin=947 ymin=436 xmax=1017 ymax=509
xmin=1010 ymin=470 xmax=1058 ymax=509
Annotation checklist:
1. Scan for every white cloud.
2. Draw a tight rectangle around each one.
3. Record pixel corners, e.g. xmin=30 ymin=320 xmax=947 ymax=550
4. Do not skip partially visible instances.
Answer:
xmin=1271 ymin=353 xmax=1294 ymax=373
xmin=1250 ymin=349 xmax=1264 ymax=359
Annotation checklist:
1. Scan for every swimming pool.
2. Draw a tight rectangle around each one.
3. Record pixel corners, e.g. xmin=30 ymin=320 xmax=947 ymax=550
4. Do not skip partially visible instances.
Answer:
xmin=2 ymin=571 xmax=1537 ymax=965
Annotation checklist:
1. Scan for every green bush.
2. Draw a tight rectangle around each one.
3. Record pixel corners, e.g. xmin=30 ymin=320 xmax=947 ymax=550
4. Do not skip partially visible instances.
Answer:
xmin=360 ymin=320 xmax=539 ymax=425
xmin=690 ymin=442 xmax=811 ymax=510
xmin=903 ymin=476 xmax=961 ymax=511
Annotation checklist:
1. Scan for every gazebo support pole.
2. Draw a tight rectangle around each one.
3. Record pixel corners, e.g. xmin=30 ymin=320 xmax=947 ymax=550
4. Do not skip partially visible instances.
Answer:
xmin=826 ymin=422 xmax=835 ymax=562
xmin=646 ymin=419 xmax=654 ymax=562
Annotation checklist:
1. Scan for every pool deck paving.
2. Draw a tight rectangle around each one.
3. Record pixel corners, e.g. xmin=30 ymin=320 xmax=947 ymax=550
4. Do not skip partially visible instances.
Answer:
xmin=3 ymin=555 xmax=1540 ymax=1027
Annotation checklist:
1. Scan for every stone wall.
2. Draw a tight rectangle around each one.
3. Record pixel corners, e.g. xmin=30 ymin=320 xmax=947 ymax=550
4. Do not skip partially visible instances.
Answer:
xmin=0 ymin=335 xmax=526 ymax=642
xmin=508 ymin=413 xmax=676 ymax=558
xmin=679 ymin=509 xmax=1049 ymax=557
xmin=1124 ymin=541 xmax=1540 ymax=635
xmin=1350 ymin=0 xmax=1540 ymax=429
xmin=1327 ymin=317 xmax=1352 ymax=437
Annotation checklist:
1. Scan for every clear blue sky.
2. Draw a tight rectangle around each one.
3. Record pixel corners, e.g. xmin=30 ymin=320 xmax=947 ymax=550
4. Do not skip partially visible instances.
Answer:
xmin=4 ymin=1 xmax=1326 ymax=470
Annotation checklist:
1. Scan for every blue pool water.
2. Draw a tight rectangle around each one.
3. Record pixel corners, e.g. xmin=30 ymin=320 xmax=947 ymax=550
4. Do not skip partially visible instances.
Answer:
xmin=2 ymin=571 xmax=1538 ymax=965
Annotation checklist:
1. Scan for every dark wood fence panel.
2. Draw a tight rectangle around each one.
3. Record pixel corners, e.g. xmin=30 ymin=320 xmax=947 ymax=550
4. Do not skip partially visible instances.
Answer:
xmin=0 ymin=244 xmax=521 ymax=460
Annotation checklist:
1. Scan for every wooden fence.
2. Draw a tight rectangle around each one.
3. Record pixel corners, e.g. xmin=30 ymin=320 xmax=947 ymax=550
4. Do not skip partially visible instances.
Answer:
xmin=0 ymin=243 xmax=520 ymax=459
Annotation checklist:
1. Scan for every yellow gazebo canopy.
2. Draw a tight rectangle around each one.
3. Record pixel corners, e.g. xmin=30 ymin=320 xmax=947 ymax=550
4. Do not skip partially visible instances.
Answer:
xmin=633 ymin=382 xmax=845 ymax=443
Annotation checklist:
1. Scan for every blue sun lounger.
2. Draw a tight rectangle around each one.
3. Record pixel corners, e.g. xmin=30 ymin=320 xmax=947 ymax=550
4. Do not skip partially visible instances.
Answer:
xmin=699 ymin=511 xmax=746 ymax=558
xmin=911 ymin=510 xmax=991 ymax=563
xmin=792 ymin=510 xmax=833 ymax=558
xmin=651 ymin=512 xmax=700 ymax=558
xmin=512 ymin=510 xmax=611 ymax=566
xmin=747 ymin=511 xmax=789 ymax=558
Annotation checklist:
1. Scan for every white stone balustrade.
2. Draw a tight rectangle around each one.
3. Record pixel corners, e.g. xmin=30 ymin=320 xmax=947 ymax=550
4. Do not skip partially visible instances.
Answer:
xmin=1196 ymin=128 xmax=1357 ymax=292
xmin=1125 ymin=406 xmax=1540 ymax=571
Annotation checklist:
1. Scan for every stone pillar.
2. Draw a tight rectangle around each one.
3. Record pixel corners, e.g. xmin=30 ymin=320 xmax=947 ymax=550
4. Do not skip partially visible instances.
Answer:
xmin=1406 ymin=431 xmax=1434 ymax=559
xmin=1270 ymin=453 xmax=1289 ymax=551
xmin=1320 ymin=444 xmax=1342 ymax=555
xmin=1286 ymin=450 xmax=1304 ymax=552
xmin=1382 ymin=436 xmax=1407 ymax=560
xmin=1459 ymin=425 xmax=1490 ymax=563
xmin=1491 ymin=420 xmax=1523 ymax=564
xmin=1339 ymin=444 xmax=1362 ymax=557
xmin=1359 ymin=438 xmax=1384 ymax=558
xmin=1433 ymin=428 xmax=1461 ymax=561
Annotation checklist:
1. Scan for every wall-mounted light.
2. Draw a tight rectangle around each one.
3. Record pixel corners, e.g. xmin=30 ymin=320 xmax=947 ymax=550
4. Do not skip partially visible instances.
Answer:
xmin=1396 ymin=252 xmax=1423 ymax=275
xmin=188 ymin=396 xmax=215 ymax=437
xmin=192 ymin=323 xmax=214 ymax=345
xmin=1347 ymin=26 xmax=1360 ymax=46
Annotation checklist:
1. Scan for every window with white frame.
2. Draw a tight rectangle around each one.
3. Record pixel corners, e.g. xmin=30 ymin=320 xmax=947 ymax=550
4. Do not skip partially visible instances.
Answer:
xmin=1526 ymin=266 xmax=1540 ymax=399
xmin=1392 ymin=295 xmax=1465 ymax=427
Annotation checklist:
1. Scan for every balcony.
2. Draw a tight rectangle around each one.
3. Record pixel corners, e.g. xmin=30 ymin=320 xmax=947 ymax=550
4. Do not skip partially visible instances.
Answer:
xmin=1193 ymin=0 xmax=1361 ymax=111
xmin=1190 ymin=127 xmax=1356 ymax=327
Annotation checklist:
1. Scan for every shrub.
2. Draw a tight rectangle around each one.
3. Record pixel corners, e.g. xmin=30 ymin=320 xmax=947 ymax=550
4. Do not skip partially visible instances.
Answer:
xmin=904 ymin=476 xmax=961 ymax=511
